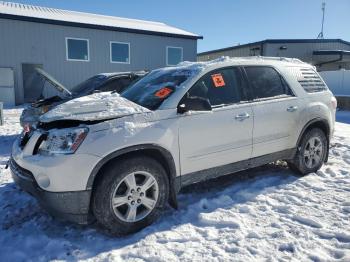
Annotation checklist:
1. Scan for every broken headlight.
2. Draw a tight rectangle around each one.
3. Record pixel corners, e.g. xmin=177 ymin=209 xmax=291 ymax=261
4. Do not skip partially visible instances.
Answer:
xmin=38 ymin=127 xmax=88 ymax=155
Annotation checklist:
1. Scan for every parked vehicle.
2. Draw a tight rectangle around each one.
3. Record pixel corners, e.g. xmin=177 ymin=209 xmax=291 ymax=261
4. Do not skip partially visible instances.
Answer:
xmin=20 ymin=68 xmax=147 ymax=127
xmin=9 ymin=57 xmax=337 ymax=235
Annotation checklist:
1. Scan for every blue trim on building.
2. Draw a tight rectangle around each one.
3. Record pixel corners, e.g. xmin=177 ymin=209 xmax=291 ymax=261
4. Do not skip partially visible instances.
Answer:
xmin=313 ymin=50 xmax=350 ymax=55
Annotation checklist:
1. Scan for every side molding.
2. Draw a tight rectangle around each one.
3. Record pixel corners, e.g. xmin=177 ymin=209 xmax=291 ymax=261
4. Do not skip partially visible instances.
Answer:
xmin=181 ymin=148 xmax=296 ymax=187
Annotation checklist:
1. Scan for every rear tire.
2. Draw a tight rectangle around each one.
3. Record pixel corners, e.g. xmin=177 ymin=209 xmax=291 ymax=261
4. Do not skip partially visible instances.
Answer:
xmin=92 ymin=156 xmax=169 ymax=235
xmin=288 ymin=128 xmax=327 ymax=175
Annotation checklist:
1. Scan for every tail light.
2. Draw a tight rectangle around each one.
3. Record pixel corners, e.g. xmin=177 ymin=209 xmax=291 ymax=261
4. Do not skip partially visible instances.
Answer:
xmin=331 ymin=97 xmax=337 ymax=110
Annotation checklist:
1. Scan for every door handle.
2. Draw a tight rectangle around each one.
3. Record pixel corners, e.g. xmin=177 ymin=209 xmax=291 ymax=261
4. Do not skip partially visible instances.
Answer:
xmin=235 ymin=112 xmax=250 ymax=121
xmin=287 ymin=106 xmax=298 ymax=112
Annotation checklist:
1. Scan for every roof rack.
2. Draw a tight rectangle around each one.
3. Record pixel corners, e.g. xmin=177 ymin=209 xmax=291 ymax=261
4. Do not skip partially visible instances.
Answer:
xmin=234 ymin=56 xmax=305 ymax=64
xmin=206 ymin=56 xmax=309 ymax=66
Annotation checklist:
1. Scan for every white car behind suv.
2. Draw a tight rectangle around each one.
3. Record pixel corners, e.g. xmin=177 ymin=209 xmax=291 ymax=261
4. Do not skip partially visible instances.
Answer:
xmin=9 ymin=57 xmax=337 ymax=235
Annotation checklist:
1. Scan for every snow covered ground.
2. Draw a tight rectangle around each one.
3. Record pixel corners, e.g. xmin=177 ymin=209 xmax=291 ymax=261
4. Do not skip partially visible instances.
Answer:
xmin=1 ymin=108 xmax=350 ymax=262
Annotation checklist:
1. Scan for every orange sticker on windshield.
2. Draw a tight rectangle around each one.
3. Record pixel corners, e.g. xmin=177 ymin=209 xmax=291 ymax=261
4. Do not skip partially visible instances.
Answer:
xmin=211 ymin=73 xmax=225 ymax=87
xmin=155 ymin=87 xmax=173 ymax=98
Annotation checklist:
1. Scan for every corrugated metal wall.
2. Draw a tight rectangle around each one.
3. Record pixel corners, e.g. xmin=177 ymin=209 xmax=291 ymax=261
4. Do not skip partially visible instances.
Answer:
xmin=198 ymin=42 xmax=350 ymax=70
xmin=197 ymin=45 xmax=259 ymax=61
xmin=0 ymin=68 xmax=15 ymax=106
xmin=320 ymin=70 xmax=350 ymax=96
xmin=0 ymin=18 xmax=197 ymax=104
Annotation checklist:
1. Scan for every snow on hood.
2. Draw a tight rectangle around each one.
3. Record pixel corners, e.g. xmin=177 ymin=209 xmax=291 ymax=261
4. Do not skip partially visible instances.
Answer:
xmin=39 ymin=92 xmax=150 ymax=122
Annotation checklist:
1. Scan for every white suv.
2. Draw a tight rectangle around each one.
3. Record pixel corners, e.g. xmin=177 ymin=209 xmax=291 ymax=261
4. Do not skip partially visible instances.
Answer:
xmin=9 ymin=57 xmax=337 ymax=235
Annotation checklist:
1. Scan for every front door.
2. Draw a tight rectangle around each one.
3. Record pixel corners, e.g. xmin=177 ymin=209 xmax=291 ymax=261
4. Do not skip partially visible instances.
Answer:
xmin=178 ymin=67 xmax=253 ymax=176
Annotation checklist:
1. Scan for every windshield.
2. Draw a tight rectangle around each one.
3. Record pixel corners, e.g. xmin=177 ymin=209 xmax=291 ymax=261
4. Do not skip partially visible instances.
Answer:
xmin=70 ymin=75 xmax=108 ymax=95
xmin=121 ymin=68 xmax=194 ymax=110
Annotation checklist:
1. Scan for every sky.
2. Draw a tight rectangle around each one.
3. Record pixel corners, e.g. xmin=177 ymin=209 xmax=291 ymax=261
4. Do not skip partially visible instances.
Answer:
xmin=12 ymin=0 xmax=350 ymax=53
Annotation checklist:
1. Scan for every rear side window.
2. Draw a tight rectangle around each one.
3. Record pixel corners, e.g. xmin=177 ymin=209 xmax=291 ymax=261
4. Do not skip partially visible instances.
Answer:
xmin=297 ymin=67 xmax=327 ymax=93
xmin=244 ymin=66 xmax=292 ymax=99
xmin=188 ymin=67 xmax=246 ymax=106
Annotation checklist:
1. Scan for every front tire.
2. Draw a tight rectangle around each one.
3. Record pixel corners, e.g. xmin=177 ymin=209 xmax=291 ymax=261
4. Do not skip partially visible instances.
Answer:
xmin=288 ymin=128 xmax=327 ymax=175
xmin=92 ymin=156 xmax=169 ymax=235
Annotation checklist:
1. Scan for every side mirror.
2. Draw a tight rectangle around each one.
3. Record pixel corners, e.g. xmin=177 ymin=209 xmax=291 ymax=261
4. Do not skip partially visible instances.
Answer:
xmin=177 ymin=97 xmax=212 ymax=114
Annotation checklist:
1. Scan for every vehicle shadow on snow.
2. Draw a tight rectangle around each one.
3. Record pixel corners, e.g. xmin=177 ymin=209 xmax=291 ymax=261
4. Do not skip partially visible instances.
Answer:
xmin=176 ymin=162 xmax=299 ymax=216
xmin=0 ymin=163 xmax=299 ymax=260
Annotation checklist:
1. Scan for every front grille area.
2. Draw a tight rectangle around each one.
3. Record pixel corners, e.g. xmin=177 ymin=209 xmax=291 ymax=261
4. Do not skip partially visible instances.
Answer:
xmin=298 ymin=68 xmax=327 ymax=93
xmin=9 ymin=157 xmax=35 ymax=181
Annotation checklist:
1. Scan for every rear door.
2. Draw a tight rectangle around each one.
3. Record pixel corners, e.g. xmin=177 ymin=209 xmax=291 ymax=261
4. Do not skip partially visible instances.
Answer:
xmin=243 ymin=66 xmax=300 ymax=157
xmin=178 ymin=67 xmax=253 ymax=175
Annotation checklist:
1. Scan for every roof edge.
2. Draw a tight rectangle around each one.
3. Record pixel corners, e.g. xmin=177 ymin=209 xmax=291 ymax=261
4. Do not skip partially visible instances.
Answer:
xmin=0 ymin=13 xmax=203 ymax=40
xmin=198 ymin=38 xmax=350 ymax=56
xmin=313 ymin=50 xmax=350 ymax=55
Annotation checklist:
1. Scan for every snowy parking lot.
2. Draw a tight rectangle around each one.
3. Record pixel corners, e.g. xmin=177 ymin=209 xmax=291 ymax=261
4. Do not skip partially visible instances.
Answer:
xmin=0 ymin=107 xmax=350 ymax=261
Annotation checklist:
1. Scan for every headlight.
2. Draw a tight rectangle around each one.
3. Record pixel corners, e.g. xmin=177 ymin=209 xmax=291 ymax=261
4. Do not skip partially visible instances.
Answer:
xmin=38 ymin=127 xmax=89 ymax=155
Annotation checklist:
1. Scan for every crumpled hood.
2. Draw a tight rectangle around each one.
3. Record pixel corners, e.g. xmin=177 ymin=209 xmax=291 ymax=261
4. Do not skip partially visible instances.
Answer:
xmin=39 ymin=92 xmax=150 ymax=122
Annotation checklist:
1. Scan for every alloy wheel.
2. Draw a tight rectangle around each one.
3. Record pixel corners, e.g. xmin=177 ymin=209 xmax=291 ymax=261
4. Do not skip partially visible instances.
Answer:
xmin=111 ymin=171 xmax=159 ymax=222
xmin=303 ymin=136 xmax=323 ymax=169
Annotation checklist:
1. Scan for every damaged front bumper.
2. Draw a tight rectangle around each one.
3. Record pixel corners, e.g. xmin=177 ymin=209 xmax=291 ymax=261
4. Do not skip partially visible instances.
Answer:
xmin=9 ymin=128 xmax=101 ymax=225
xmin=9 ymin=157 xmax=93 ymax=224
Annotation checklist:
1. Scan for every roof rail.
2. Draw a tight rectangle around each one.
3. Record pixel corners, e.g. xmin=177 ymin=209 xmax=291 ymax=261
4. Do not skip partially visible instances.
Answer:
xmin=207 ymin=56 xmax=308 ymax=65
xmin=242 ymin=56 xmax=305 ymax=64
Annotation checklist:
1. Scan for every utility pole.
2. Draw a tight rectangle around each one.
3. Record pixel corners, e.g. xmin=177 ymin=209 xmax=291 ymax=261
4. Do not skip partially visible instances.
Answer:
xmin=317 ymin=1 xmax=326 ymax=39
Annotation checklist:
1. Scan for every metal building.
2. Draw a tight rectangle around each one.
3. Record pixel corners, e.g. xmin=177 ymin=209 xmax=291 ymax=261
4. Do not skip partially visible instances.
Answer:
xmin=198 ymin=39 xmax=350 ymax=71
xmin=0 ymin=1 xmax=202 ymax=105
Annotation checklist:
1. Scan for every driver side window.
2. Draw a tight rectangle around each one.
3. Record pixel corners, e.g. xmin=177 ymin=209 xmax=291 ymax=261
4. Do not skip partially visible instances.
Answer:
xmin=187 ymin=67 xmax=245 ymax=107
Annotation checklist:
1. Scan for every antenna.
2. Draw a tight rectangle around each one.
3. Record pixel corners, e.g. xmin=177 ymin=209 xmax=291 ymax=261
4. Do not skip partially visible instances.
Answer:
xmin=317 ymin=1 xmax=326 ymax=39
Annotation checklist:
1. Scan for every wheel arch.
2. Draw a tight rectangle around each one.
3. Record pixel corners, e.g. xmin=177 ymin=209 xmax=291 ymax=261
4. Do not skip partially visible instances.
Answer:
xmin=87 ymin=144 xmax=180 ymax=209
xmin=296 ymin=118 xmax=330 ymax=162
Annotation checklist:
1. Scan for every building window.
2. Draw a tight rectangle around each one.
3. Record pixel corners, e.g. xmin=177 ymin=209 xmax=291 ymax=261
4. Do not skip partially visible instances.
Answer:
xmin=110 ymin=42 xmax=130 ymax=64
xmin=167 ymin=46 xmax=183 ymax=66
xmin=66 ymin=38 xmax=89 ymax=61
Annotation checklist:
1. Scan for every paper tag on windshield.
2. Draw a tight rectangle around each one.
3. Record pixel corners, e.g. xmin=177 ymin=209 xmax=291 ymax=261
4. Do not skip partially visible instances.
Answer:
xmin=211 ymin=73 xmax=225 ymax=87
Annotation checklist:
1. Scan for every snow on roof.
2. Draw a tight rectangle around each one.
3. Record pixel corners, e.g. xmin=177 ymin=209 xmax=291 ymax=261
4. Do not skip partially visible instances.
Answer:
xmin=0 ymin=1 xmax=202 ymax=39
xmin=175 ymin=56 xmax=308 ymax=72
